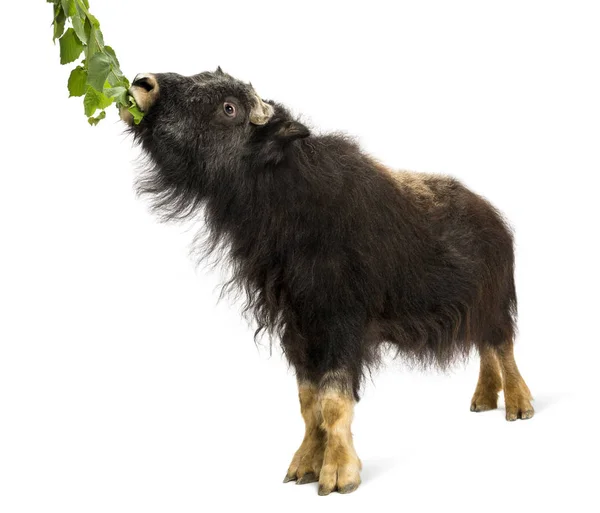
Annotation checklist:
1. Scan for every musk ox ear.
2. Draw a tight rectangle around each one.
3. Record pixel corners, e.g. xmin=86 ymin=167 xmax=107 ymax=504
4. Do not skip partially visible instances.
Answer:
xmin=276 ymin=121 xmax=310 ymax=140
xmin=249 ymin=92 xmax=275 ymax=125
xmin=215 ymin=66 xmax=225 ymax=75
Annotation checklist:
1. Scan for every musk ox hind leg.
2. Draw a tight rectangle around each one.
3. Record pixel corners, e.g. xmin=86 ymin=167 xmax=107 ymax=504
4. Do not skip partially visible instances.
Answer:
xmin=470 ymin=345 xmax=503 ymax=412
xmin=470 ymin=340 xmax=534 ymax=420
xmin=496 ymin=340 xmax=534 ymax=421
xmin=284 ymin=380 xmax=326 ymax=485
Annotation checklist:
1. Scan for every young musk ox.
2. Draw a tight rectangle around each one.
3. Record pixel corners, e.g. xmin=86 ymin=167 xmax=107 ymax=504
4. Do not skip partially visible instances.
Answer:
xmin=121 ymin=68 xmax=534 ymax=495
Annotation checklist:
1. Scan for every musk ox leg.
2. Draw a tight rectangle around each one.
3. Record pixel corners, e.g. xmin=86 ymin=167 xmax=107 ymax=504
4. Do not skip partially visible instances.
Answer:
xmin=470 ymin=345 xmax=503 ymax=412
xmin=317 ymin=371 xmax=362 ymax=496
xmin=496 ymin=340 xmax=534 ymax=421
xmin=284 ymin=381 xmax=326 ymax=484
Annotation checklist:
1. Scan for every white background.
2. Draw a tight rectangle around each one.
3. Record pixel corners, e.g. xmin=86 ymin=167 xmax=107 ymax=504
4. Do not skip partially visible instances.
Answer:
xmin=1 ymin=1 xmax=599 ymax=511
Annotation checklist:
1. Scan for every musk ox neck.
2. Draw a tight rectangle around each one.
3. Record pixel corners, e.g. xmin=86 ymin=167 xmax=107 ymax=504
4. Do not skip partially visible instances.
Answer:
xmin=202 ymin=135 xmax=377 ymax=249
xmin=198 ymin=134 xmax=388 ymax=335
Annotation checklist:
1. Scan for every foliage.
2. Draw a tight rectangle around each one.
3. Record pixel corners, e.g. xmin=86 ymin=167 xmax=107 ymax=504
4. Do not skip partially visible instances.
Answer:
xmin=48 ymin=0 xmax=143 ymax=125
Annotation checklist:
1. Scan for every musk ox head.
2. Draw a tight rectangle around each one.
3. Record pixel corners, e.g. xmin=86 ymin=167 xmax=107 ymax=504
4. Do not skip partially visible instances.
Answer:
xmin=121 ymin=68 xmax=310 ymax=215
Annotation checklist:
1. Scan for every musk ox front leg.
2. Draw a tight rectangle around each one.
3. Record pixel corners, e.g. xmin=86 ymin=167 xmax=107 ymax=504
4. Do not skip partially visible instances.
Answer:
xmin=284 ymin=372 xmax=362 ymax=494
xmin=283 ymin=313 xmax=365 ymax=494
xmin=317 ymin=371 xmax=362 ymax=496
xmin=284 ymin=381 xmax=326 ymax=485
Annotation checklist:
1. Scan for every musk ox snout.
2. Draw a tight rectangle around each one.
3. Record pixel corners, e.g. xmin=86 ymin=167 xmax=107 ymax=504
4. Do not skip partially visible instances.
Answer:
xmin=120 ymin=73 xmax=159 ymax=124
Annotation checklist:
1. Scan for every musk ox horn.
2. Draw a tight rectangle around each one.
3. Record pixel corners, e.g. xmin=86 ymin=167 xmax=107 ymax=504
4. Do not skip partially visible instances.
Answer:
xmin=249 ymin=92 xmax=274 ymax=126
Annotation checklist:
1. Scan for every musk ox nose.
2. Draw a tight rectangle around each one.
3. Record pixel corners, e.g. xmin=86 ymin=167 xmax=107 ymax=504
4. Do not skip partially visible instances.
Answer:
xmin=130 ymin=73 xmax=159 ymax=112
xmin=120 ymin=73 xmax=159 ymax=125
xmin=132 ymin=74 xmax=156 ymax=92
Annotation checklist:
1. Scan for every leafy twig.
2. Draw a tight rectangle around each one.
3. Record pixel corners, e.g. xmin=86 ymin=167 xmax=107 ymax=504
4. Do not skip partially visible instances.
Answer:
xmin=48 ymin=0 xmax=144 ymax=125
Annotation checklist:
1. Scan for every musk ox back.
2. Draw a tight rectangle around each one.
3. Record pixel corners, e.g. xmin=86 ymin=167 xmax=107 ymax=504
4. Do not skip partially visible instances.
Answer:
xmin=122 ymin=67 xmax=533 ymax=495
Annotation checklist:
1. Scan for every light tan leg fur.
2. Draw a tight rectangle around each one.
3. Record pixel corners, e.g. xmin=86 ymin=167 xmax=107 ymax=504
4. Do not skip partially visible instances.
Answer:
xmin=471 ymin=345 xmax=503 ymax=412
xmin=496 ymin=341 xmax=534 ymax=421
xmin=284 ymin=382 xmax=326 ymax=484
xmin=317 ymin=377 xmax=362 ymax=495
xmin=284 ymin=374 xmax=362 ymax=495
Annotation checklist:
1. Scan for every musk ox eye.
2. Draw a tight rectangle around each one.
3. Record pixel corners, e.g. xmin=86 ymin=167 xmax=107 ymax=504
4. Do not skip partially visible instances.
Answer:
xmin=223 ymin=102 xmax=236 ymax=117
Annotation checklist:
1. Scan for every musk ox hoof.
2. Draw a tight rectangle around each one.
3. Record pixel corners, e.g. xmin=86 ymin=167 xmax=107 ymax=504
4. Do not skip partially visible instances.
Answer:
xmin=505 ymin=386 xmax=535 ymax=421
xmin=295 ymin=472 xmax=319 ymax=485
xmin=284 ymin=447 xmax=324 ymax=485
xmin=284 ymin=469 xmax=320 ymax=485
xmin=317 ymin=479 xmax=360 ymax=496
xmin=505 ymin=405 xmax=535 ymax=421
xmin=317 ymin=462 xmax=361 ymax=496
xmin=470 ymin=394 xmax=498 ymax=412
xmin=338 ymin=483 xmax=360 ymax=494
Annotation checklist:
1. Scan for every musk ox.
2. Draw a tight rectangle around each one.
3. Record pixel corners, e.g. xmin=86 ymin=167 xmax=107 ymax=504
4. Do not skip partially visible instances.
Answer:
xmin=121 ymin=67 xmax=533 ymax=495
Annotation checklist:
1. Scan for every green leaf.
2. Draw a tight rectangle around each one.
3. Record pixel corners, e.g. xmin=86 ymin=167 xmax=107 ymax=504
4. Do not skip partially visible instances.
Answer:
xmin=52 ymin=5 xmax=66 ymax=41
xmin=71 ymin=12 xmax=87 ymax=44
xmin=128 ymin=98 xmax=144 ymax=125
xmin=59 ymin=28 xmax=83 ymax=64
xmin=61 ymin=0 xmax=76 ymax=17
xmin=67 ymin=66 xmax=87 ymax=97
xmin=75 ymin=0 xmax=91 ymax=16
xmin=104 ymin=46 xmax=120 ymax=67
xmin=104 ymin=86 xmax=128 ymax=105
xmin=87 ymin=13 xmax=100 ymax=28
xmin=83 ymin=87 xmax=100 ymax=116
xmin=86 ymin=23 xmax=104 ymax=59
xmin=87 ymin=53 xmax=111 ymax=91
xmin=88 ymin=110 xmax=106 ymax=126
xmin=97 ymin=92 xmax=113 ymax=110
xmin=107 ymin=69 xmax=125 ymax=87
xmin=84 ymin=86 xmax=114 ymax=117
